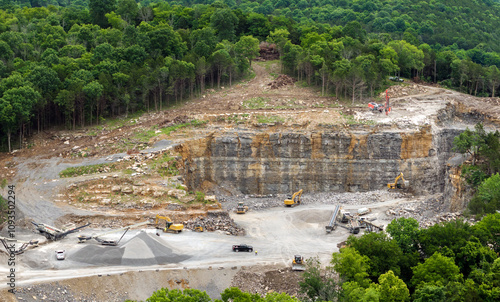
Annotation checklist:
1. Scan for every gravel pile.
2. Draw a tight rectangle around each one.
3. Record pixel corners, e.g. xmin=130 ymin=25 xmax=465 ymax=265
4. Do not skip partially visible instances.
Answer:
xmin=15 ymin=282 xmax=128 ymax=302
xmin=185 ymin=211 xmax=245 ymax=235
xmin=387 ymin=194 xmax=474 ymax=228
xmin=71 ymin=231 xmax=190 ymax=266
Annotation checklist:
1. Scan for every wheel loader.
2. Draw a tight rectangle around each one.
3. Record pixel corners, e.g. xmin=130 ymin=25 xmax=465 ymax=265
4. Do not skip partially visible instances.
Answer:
xmin=236 ymin=202 xmax=249 ymax=214
xmin=292 ymin=255 xmax=305 ymax=271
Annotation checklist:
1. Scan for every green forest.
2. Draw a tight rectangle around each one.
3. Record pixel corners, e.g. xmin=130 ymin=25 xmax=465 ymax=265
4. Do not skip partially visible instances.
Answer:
xmin=2 ymin=0 xmax=500 ymax=151
xmin=1 ymin=1 xmax=500 ymax=300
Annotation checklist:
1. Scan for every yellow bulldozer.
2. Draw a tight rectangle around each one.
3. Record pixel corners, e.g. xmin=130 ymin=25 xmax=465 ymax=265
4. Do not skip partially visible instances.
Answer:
xmin=387 ymin=172 xmax=410 ymax=190
xmin=153 ymin=215 xmax=184 ymax=233
xmin=284 ymin=189 xmax=303 ymax=207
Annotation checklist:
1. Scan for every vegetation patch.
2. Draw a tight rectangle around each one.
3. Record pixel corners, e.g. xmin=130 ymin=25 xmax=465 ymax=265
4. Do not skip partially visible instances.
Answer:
xmin=256 ymin=115 xmax=285 ymax=124
xmin=242 ymin=97 xmax=271 ymax=109
xmin=59 ymin=163 xmax=120 ymax=178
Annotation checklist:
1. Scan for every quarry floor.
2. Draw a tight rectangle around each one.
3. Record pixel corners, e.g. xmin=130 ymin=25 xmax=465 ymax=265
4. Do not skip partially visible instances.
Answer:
xmin=0 ymin=61 xmax=498 ymax=301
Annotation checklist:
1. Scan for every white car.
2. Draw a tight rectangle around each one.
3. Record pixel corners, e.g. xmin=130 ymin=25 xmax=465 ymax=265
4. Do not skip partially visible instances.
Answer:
xmin=55 ymin=250 xmax=66 ymax=260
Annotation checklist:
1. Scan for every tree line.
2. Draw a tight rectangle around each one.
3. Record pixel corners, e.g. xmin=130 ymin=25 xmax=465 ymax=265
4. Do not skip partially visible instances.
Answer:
xmin=2 ymin=1 xmax=500 ymax=152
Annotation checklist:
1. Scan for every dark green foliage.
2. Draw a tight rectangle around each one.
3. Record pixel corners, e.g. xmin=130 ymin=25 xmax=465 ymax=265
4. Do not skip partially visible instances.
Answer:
xmin=346 ymin=232 xmax=403 ymax=280
xmin=300 ymin=256 xmax=342 ymax=302
xmin=0 ymin=195 xmax=7 ymax=224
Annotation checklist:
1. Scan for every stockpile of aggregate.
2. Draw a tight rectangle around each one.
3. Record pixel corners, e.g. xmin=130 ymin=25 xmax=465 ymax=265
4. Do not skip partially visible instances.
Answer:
xmin=71 ymin=231 xmax=190 ymax=266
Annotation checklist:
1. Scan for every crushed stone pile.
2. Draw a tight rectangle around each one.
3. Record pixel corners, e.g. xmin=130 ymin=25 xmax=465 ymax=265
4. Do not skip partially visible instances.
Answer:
xmin=268 ymin=75 xmax=297 ymax=89
xmin=71 ymin=231 xmax=190 ymax=266
xmin=185 ymin=211 xmax=245 ymax=235
xmin=387 ymin=194 xmax=475 ymax=228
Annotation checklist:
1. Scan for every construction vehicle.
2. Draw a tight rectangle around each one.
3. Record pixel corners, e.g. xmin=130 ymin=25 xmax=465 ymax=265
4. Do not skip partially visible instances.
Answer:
xmin=284 ymin=189 xmax=303 ymax=207
xmin=31 ymin=222 xmax=90 ymax=241
xmin=194 ymin=224 xmax=204 ymax=232
xmin=0 ymin=236 xmax=39 ymax=255
xmin=292 ymin=255 xmax=306 ymax=271
xmin=368 ymin=89 xmax=391 ymax=115
xmin=77 ymin=220 xmax=152 ymax=245
xmin=359 ymin=219 xmax=384 ymax=233
xmin=236 ymin=202 xmax=249 ymax=214
xmin=153 ymin=215 xmax=184 ymax=233
xmin=387 ymin=172 xmax=409 ymax=189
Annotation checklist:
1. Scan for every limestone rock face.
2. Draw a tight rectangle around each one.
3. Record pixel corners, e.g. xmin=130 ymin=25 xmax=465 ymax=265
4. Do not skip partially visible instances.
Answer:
xmin=175 ymin=125 xmax=462 ymax=195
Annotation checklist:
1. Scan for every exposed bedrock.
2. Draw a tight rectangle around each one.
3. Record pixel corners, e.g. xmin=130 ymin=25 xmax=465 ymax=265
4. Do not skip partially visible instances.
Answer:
xmin=176 ymin=125 xmax=464 ymax=197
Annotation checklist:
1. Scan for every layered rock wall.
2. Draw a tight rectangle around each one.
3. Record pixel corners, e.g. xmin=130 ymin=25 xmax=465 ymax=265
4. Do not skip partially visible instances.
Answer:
xmin=176 ymin=126 xmax=462 ymax=195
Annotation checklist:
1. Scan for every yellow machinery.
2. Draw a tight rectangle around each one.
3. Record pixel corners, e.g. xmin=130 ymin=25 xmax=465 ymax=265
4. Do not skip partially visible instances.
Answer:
xmin=236 ymin=202 xmax=249 ymax=214
xmin=387 ymin=172 xmax=410 ymax=189
xmin=154 ymin=215 xmax=184 ymax=233
xmin=284 ymin=189 xmax=303 ymax=207
xmin=292 ymin=255 xmax=305 ymax=271
xmin=194 ymin=224 xmax=204 ymax=232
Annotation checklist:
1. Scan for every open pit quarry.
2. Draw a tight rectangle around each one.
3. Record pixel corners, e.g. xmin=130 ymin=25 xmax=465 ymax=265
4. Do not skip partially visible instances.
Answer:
xmin=0 ymin=62 xmax=499 ymax=301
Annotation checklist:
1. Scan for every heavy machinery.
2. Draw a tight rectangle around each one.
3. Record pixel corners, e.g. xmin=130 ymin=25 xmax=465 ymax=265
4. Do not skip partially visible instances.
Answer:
xmin=153 ymin=215 xmax=184 ymax=233
xmin=387 ymin=172 xmax=409 ymax=190
xmin=284 ymin=189 xmax=303 ymax=207
xmin=325 ymin=205 xmax=341 ymax=233
xmin=292 ymin=255 xmax=306 ymax=271
xmin=31 ymin=222 xmax=90 ymax=241
xmin=368 ymin=89 xmax=391 ymax=115
xmin=77 ymin=220 xmax=152 ymax=245
xmin=236 ymin=202 xmax=249 ymax=214
xmin=0 ymin=236 xmax=39 ymax=255
xmin=194 ymin=224 xmax=204 ymax=232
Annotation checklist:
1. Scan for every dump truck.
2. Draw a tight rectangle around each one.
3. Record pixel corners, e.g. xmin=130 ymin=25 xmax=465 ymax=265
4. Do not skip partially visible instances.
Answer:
xmin=284 ymin=189 xmax=303 ymax=207
xmin=236 ymin=202 xmax=249 ymax=214
xmin=387 ymin=172 xmax=409 ymax=190
xmin=292 ymin=255 xmax=306 ymax=271
xmin=32 ymin=222 xmax=90 ymax=241
xmin=153 ymin=215 xmax=184 ymax=233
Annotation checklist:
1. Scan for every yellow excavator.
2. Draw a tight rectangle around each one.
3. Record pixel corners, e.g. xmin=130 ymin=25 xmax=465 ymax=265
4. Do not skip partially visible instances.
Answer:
xmin=284 ymin=189 xmax=303 ymax=207
xmin=153 ymin=215 xmax=184 ymax=233
xmin=387 ymin=172 xmax=410 ymax=190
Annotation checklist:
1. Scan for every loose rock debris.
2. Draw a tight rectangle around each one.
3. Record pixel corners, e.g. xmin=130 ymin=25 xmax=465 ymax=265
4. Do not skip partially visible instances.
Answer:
xmin=267 ymin=75 xmax=297 ymax=89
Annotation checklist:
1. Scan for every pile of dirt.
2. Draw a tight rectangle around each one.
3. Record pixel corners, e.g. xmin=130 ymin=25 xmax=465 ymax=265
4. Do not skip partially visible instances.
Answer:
xmin=231 ymin=266 xmax=304 ymax=297
xmin=71 ymin=231 xmax=190 ymax=266
xmin=258 ymin=42 xmax=280 ymax=61
xmin=268 ymin=75 xmax=297 ymax=89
